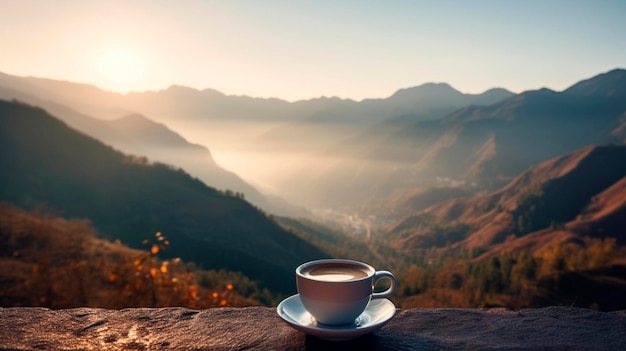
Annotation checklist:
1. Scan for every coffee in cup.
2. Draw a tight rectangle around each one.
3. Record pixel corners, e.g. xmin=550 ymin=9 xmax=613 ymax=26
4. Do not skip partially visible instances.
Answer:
xmin=296 ymin=259 xmax=397 ymax=326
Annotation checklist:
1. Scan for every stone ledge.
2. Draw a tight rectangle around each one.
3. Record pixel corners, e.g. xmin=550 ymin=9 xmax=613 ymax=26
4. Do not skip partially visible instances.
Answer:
xmin=1 ymin=306 xmax=625 ymax=350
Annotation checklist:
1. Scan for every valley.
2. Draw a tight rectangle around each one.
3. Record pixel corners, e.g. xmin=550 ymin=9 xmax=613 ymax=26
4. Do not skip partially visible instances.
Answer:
xmin=1 ymin=68 xmax=625 ymax=311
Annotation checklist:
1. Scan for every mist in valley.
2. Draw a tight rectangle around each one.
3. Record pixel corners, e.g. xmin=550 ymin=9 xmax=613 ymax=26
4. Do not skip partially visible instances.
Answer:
xmin=2 ymin=69 xmax=626 ymax=311
xmin=2 ymin=0 xmax=626 ymax=314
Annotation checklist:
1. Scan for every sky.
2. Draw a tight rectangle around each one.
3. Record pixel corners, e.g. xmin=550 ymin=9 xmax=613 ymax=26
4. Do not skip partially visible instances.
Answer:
xmin=1 ymin=0 xmax=625 ymax=101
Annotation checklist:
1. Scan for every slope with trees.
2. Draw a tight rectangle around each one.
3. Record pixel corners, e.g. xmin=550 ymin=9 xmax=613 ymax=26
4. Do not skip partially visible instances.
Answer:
xmin=0 ymin=100 xmax=328 ymax=294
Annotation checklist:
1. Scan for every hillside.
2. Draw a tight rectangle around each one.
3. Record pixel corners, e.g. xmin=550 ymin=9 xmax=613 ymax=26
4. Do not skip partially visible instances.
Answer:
xmin=0 ymin=87 xmax=305 ymax=216
xmin=410 ymin=69 xmax=626 ymax=182
xmin=0 ymin=100 xmax=328 ymax=294
xmin=250 ymin=82 xmax=514 ymax=155
xmin=248 ymin=83 xmax=513 ymax=207
xmin=2 ymin=69 xmax=624 ymax=217
xmin=0 ymin=71 xmax=513 ymax=210
xmin=106 ymin=113 xmax=307 ymax=216
xmin=386 ymin=145 xmax=626 ymax=311
xmin=296 ymin=69 xmax=626 ymax=209
xmin=0 ymin=204 xmax=267 ymax=308
xmin=388 ymin=144 xmax=626 ymax=254
xmin=252 ymin=67 xmax=623 ymax=217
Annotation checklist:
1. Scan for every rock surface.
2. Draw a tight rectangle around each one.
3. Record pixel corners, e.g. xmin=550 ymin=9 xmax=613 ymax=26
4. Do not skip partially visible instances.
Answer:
xmin=1 ymin=306 xmax=625 ymax=350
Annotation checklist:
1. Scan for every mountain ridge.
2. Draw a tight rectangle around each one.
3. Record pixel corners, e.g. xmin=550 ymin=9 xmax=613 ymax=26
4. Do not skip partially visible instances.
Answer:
xmin=0 ymin=70 xmax=516 ymax=210
xmin=2 ymin=69 xmax=623 ymax=211
xmin=0 ymin=86 xmax=308 ymax=216
xmin=388 ymin=144 xmax=626 ymax=254
xmin=0 ymin=70 xmax=515 ymax=103
xmin=267 ymin=68 xmax=625 ymax=208
xmin=0 ymin=100 xmax=327 ymax=293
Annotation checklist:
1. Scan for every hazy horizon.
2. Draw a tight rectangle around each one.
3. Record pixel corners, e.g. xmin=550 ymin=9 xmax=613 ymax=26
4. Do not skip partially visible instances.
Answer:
xmin=1 ymin=0 xmax=626 ymax=314
xmin=2 ymin=0 xmax=625 ymax=101
xmin=0 ymin=70 xmax=517 ymax=102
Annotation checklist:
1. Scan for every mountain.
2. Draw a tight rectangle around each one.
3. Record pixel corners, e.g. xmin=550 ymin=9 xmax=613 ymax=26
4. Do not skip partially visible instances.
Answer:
xmin=409 ymin=69 xmax=626 ymax=181
xmin=104 ymin=113 xmax=308 ymax=216
xmin=244 ymin=83 xmax=514 ymax=207
xmin=0 ymin=71 xmax=513 ymax=124
xmin=388 ymin=144 xmax=626 ymax=254
xmin=386 ymin=84 xmax=512 ymax=112
xmin=563 ymin=68 xmax=626 ymax=97
xmin=6 ymin=69 xmax=625 ymax=214
xmin=0 ymin=71 xmax=339 ymax=142
xmin=0 ymin=86 xmax=307 ymax=217
xmin=0 ymin=71 xmax=514 ymax=210
xmin=400 ymin=187 xmax=474 ymax=213
xmin=0 ymin=72 xmax=132 ymax=119
xmin=0 ymin=100 xmax=328 ymax=294
xmin=291 ymin=69 xmax=626 ymax=209
xmin=249 ymin=82 xmax=514 ymax=154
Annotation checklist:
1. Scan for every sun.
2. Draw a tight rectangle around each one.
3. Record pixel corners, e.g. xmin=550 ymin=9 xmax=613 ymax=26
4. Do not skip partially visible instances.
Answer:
xmin=97 ymin=49 xmax=147 ymax=92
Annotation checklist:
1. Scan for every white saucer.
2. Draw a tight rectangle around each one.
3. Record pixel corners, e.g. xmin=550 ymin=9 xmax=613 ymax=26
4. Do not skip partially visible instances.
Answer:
xmin=277 ymin=294 xmax=396 ymax=341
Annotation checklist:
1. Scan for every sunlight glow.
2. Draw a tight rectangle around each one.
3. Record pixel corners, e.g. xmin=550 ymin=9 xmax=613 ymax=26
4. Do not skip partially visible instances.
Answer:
xmin=97 ymin=49 xmax=147 ymax=93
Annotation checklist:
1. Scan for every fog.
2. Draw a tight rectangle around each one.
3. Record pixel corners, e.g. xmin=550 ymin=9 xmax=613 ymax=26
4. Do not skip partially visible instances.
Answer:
xmin=0 ymin=72 xmax=519 ymax=217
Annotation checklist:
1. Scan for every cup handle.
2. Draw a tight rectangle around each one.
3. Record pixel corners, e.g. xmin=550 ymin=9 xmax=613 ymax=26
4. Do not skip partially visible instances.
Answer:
xmin=371 ymin=270 xmax=397 ymax=299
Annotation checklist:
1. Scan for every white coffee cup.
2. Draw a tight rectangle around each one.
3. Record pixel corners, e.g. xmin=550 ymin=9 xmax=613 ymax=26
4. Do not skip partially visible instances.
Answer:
xmin=296 ymin=259 xmax=397 ymax=326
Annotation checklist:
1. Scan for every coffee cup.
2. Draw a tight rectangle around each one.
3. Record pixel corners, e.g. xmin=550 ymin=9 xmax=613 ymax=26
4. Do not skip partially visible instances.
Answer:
xmin=296 ymin=259 xmax=397 ymax=326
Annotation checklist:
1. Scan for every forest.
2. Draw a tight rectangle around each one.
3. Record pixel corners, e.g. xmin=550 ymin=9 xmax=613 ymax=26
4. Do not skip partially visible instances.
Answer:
xmin=2 ymin=199 xmax=625 ymax=312
xmin=0 ymin=204 xmax=273 ymax=309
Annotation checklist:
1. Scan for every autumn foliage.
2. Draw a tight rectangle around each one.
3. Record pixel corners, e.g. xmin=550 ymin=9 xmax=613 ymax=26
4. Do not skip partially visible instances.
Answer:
xmin=395 ymin=238 xmax=625 ymax=310
xmin=0 ymin=204 xmax=272 ymax=309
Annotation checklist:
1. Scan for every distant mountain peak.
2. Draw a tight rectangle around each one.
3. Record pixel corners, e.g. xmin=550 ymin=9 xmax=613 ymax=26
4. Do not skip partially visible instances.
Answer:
xmin=470 ymin=87 xmax=514 ymax=105
xmin=151 ymin=84 xmax=227 ymax=101
xmin=161 ymin=85 xmax=203 ymax=96
xmin=200 ymin=87 xmax=227 ymax=97
xmin=388 ymin=83 xmax=515 ymax=106
xmin=481 ymin=87 xmax=512 ymax=95
xmin=390 ymin=82 xmax=460 ymax=99
xmin=529 ymin=87 xmax=559 ymax=95
xmin=564 ymin=68 xmax=626 ymax=97
xmin=166 ymin=84 xmax=197 ymax=91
